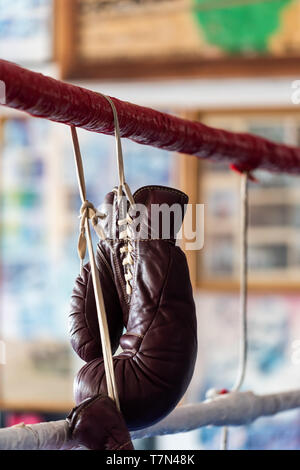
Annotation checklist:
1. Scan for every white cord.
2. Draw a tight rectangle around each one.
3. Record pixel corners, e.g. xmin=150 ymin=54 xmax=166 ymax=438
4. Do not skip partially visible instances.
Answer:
xmin=221 ymin=172 xmax=249 ymax=450
xmin=70 ymin=122 xmax=120 ymax=410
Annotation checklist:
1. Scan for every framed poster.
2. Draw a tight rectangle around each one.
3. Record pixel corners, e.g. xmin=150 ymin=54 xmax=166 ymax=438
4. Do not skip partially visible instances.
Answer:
xmin=179 ymin=109 xmax=300 ymax=292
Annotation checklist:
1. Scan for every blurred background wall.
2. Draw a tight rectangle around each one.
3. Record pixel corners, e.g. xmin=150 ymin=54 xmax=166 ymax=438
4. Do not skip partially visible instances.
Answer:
xmin=0 ymin=0 xmax=300 ymax=450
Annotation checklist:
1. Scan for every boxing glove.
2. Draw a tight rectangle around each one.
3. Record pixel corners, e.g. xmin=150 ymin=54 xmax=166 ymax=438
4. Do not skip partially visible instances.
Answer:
xmin=71 ymin=185 xmax=197 ymax=431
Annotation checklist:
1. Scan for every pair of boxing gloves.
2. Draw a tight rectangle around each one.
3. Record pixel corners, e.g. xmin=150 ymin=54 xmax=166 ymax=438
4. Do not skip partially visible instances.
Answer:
xmin=67 ymin=185 xmax=198 ymax=450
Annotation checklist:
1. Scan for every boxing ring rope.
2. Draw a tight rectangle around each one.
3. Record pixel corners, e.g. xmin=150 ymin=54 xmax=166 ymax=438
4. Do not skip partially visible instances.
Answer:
xmin=1 ymin=59 xmax=300 ymax=448
xmin=0 ymin=390 xmax=299 ymax=450
xmin=1 ymin=59 xmax=300 ymax=175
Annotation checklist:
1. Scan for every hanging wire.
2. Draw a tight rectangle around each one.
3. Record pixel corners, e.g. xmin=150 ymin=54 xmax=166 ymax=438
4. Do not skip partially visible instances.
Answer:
xmin=220 ymin=171 xmax=249 ymax=450
xmin=69 ymin=93 xmax=135 ymax=413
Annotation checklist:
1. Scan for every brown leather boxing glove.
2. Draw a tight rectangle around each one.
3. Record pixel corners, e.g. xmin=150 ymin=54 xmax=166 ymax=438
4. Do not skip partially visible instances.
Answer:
xmin=67 ymin=395 xmax=134 ymax=450
xmin=71 ymin=185 xmax=197 ymax=431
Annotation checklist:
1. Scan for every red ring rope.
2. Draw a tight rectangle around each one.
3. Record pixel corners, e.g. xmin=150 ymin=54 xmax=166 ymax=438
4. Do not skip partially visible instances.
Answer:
xmin=1 ymin=59 xmax=300 ymax=174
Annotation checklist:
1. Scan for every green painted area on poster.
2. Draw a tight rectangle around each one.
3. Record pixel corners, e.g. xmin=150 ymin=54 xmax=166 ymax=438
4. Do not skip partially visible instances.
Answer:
xmin=192 ymin=0 xmax=292 ymax=53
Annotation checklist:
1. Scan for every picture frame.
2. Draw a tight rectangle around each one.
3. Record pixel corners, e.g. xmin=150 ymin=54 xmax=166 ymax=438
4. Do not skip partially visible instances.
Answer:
xmin=179 ymin=108 xmax=300 ymax=292
xmin=54 ymin=0 xmax=300 ymax=80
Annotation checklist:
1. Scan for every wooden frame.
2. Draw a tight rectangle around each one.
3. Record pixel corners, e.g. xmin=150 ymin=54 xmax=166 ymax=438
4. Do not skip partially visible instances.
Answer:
xmin=54 ymin=0 xmax=300 ymax=81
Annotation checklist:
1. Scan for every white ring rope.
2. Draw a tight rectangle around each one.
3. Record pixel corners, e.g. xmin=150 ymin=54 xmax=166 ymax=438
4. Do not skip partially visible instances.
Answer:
xmin=0 ymin=389 xmax=299 ymax=449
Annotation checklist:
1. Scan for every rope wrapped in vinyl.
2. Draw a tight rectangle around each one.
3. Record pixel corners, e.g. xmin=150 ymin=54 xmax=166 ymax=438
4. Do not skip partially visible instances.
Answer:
xmin=2 ymin=59 xmax=300 ymax=174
